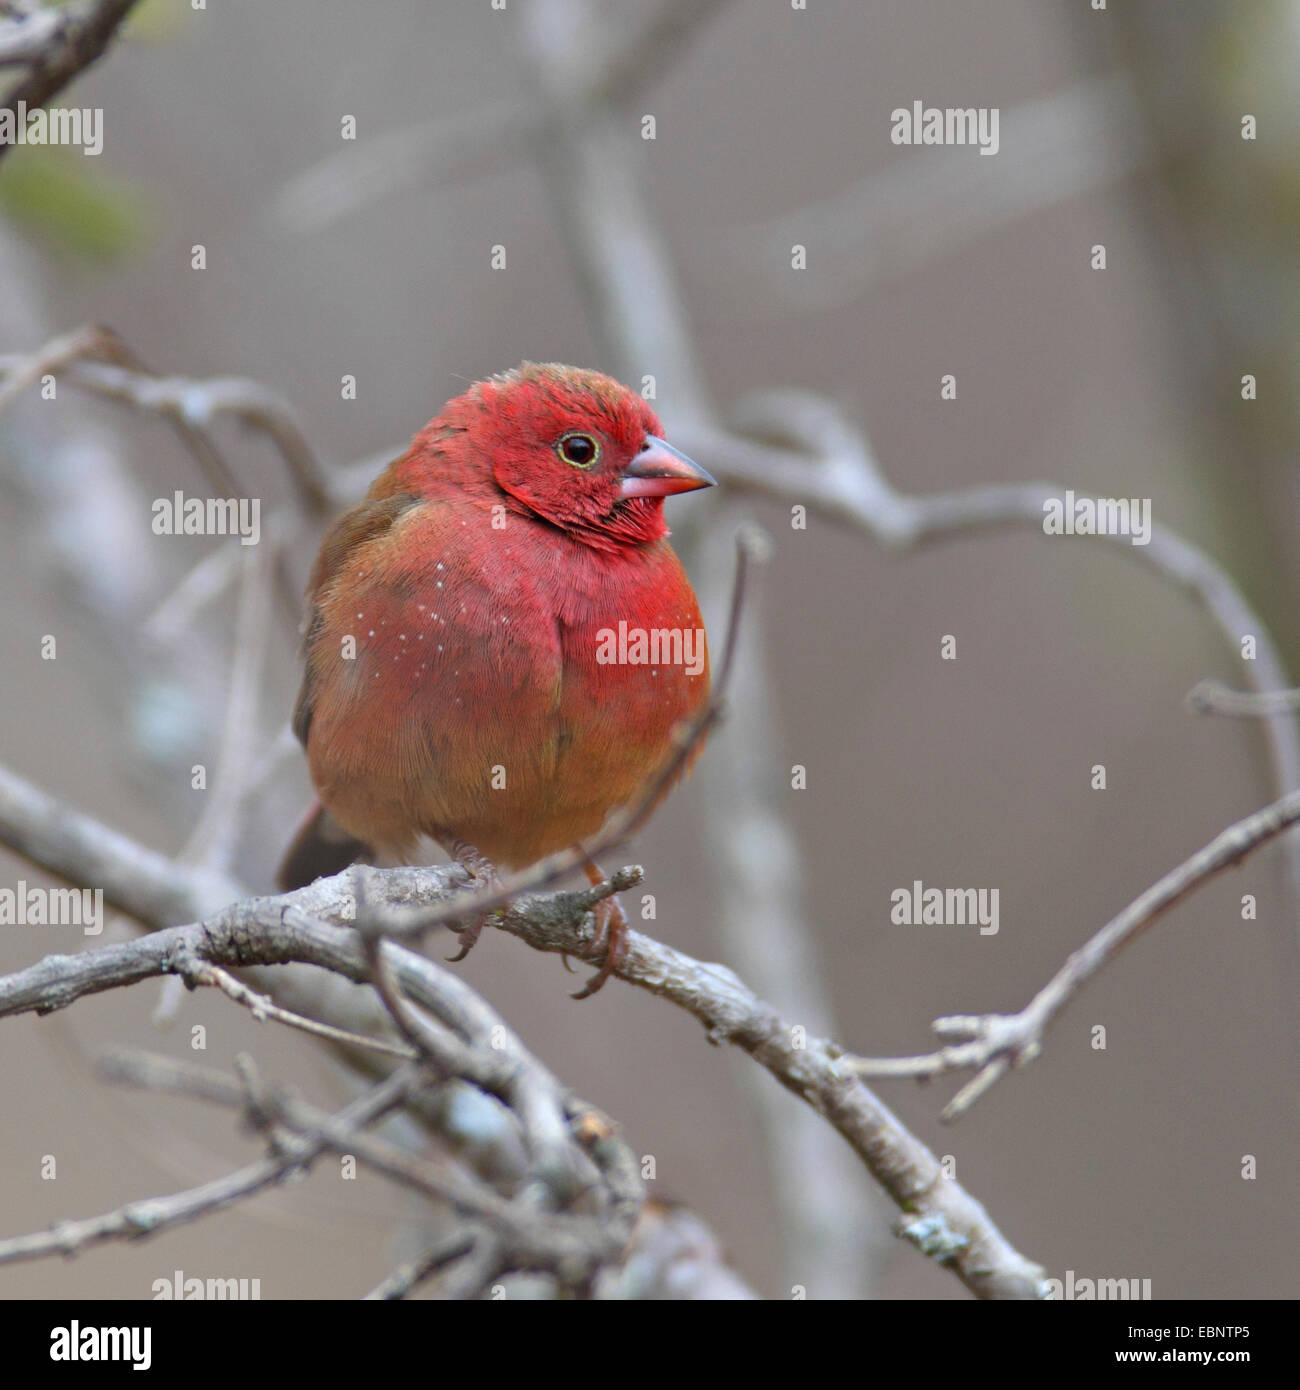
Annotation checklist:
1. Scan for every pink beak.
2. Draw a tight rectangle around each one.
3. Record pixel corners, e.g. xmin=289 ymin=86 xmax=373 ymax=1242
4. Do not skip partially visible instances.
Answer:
xmin=619 ymin=437 xmax=717 ymax=498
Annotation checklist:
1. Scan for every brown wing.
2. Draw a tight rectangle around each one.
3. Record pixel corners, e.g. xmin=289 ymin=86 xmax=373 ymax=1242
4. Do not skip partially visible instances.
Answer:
xmin=292 ymin=487 xmax=421 ymax=748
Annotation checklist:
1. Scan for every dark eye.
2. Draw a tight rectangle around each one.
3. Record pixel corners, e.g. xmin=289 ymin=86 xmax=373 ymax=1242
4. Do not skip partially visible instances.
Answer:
xmin=557 ymin=431 xmax=600 ymax=468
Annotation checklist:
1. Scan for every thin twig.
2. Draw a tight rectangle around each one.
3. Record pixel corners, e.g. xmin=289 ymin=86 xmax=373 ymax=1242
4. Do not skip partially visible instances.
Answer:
xmin=675 ymin=396 xmax=1300 ymax=909
xmin=182 ymin=958 xmax=415 ymax=1062
xmin=0 ymin=826 xmax=1044 ymax=1296
xmin=850 ymin=785 xmax=1300 ymax=1119
xmin=0 ymin=1065 xmax=414 ymax=1265
xmin=0 ymin=0 xmax=140 ymax=165
xmin=1186 ymin=678 xmax=1300 ymax=718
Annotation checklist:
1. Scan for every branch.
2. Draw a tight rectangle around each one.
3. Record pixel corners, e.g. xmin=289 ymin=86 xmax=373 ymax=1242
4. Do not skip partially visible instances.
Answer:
xmin=270 ymin=0 xmax=732 ymax=243
xmin=0 ymin=1066 xmax=414 ymax=1265
xmin=1186 ymin=678 xmax=1300 ymax=718
xmin=0 ymin=1 xmax=140 ymax=160
xmin=721 ymin=75 xmax=1149 ymax=313
xmin=672 ymin=395 xmax=1300 ymax=907
xmin=487 ymin=889 xmax=1046 ymax=1298
xmin=0 ymin=333 xmax=335 ymax=513
xmin=850 ymin=785 xmax=1300 ymax=1119
xmin=99 ymin=1051 xmax=632 ymax=1286
xmin=0 ymin=774 xmax=1046 ymax=1298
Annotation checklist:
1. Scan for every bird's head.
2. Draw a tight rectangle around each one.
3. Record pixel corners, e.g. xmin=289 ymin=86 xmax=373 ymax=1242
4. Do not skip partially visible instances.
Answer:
xmin=417 ymin=363 xmax=715 ymax=550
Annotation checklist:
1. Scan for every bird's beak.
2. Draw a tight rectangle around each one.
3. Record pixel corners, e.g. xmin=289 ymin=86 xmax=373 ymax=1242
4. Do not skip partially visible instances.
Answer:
xmin=619 ymin=437 xmax=717 ymax=498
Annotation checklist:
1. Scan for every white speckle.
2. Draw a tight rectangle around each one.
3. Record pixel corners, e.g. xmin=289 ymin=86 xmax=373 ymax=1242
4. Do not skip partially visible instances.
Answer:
xmin=368 ymin=629 xmax=375 ymax=637
xmin=437 ymin=644 xmax=443 ymax=652
xmin=436 ymin=562 xmax=445 ymax=571
xmin=436 ymin=581 xmax=443 ymax=589
xmin=399 ymin=634 xmax=406 ymax=641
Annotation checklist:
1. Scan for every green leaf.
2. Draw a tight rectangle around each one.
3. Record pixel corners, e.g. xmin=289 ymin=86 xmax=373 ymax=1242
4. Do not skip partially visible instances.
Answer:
xmin=0 ymin=145 xmax=147 ymax=263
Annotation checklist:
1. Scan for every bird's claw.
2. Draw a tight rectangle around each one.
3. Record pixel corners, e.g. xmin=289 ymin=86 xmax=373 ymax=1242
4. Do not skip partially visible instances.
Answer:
xmin=445 ymin=914 xmax=486 ymax=963
xmin=444 ymin=841 xmax=499 ymax=964
xmin=570 ymin=891 xmax=629 ymax=1000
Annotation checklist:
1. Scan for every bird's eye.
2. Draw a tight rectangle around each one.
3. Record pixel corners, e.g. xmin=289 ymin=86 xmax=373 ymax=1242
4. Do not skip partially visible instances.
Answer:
xmin=556 ymin=432 xmax=600 ymax=469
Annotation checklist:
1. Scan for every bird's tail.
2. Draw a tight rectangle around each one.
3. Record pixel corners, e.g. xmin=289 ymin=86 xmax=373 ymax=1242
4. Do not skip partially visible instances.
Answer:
xmin=278 ymin=799 xmax=371 ymax=891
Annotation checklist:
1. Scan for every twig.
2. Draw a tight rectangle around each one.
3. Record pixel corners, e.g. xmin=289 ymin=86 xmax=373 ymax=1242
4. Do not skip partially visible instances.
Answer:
xmin=694 ymin=516 xmax=882 ymax=1298
xmin=674 ymin=395 xmax=1300 ymax=908
xmin=1186 ymin=678 xmax=1300 ymax=718
xmin=850 ymin=785 xmax=1300 ymax=1120
xmin=270 ymin=0 xmax=732 ymax=248
xmin=363 ymin=1231 xmax=486 ymax=1301
xmin=0 ymin=322 xmax=109 ymax=413
xmin=181 ymin=957 xmax=414 ymax=1062
xmin=721 ymin=75 xmax=1149 ymax=313
xmin=0 ymin=1065 xmax=414 ymax=1265
xmin=0 ymin=813 xmax=1044 ymax=1296
xmin=0 ymin=759 xmax=242 ymax=927
xmin=485 ymin=891 xmax=1047 ymax=1298
xmin=104 ymin=1050 xmax=633 ymax=1287
xmin=0 ymin=1 xmax=140 ymax=163
xmin=0 ymin=5 xmax=63 ymax=69
xmin=0 ymin=339 xmax=334 ymax=513
xmin=177 ymin=544 xmax=274 ymax=874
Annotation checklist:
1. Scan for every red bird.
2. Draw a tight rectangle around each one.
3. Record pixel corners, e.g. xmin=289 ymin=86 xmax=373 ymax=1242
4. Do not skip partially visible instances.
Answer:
xmin=279 ymin=363 xmax=715 ymax=995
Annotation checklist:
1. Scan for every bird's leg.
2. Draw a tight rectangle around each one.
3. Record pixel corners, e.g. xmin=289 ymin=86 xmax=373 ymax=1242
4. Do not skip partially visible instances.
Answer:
xmin=445 ymin=838 xmax=500 ymax=963
xmin=570 ymin=858 xmax=629 ymax=1000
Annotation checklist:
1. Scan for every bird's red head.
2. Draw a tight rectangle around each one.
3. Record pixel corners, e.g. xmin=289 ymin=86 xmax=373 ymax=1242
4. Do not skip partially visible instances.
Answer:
xmin=408 ymin=363 xmax=715 ymax=551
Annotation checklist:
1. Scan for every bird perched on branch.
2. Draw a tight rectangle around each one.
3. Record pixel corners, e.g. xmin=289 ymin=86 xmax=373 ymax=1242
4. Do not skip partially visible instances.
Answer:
xmin=278 ymin=363 xmax=715 ymax=995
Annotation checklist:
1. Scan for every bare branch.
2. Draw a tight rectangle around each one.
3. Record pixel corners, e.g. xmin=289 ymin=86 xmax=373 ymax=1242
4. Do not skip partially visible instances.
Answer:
xmin=0 ymin=336 xmax=335 ymax=513
xmin=1186 ymin=678 xmax=1300 ymax=718
xmin=270 ymin=0 xmax=732 ymax=243
xmin=487 ymin=891 xmax=1047 ymax=1298
xmin=674 ymin=396 xmax=1300 ymax=906
xmin=0 ymin=760 xmax=241 ymax=927
xmin=0 ymin=1 xmax=140 ymax=162
xmin=184 ymin=959 xmax=415 ymax=1062
xmin=0 ymin=775 xmax=1045 ymax=1297
xmin=851 ymin=785 xmax=1300 ymax=1119
xmin=0 ymin=1065 xmax=414 ymax=1265
xmin=721 ymin=76 xmax=1150 ymax=313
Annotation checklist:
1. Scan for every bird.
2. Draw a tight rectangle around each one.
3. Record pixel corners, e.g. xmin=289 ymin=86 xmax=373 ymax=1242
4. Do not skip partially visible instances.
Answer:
xmin=278 ymin=362 xmax=716 ymax=996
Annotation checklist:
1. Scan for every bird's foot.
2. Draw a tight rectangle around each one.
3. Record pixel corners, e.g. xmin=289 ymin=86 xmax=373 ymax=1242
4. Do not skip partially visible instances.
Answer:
xmin=570 ymin=860 xmax=629 ymax=1000
xmin=445 ymin=839 xmax=500 ymax=963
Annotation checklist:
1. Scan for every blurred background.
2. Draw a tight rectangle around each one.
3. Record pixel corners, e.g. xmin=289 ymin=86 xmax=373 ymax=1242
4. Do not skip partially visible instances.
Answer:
xmin=1 ymin=0 xmax=1298 ymax=1299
